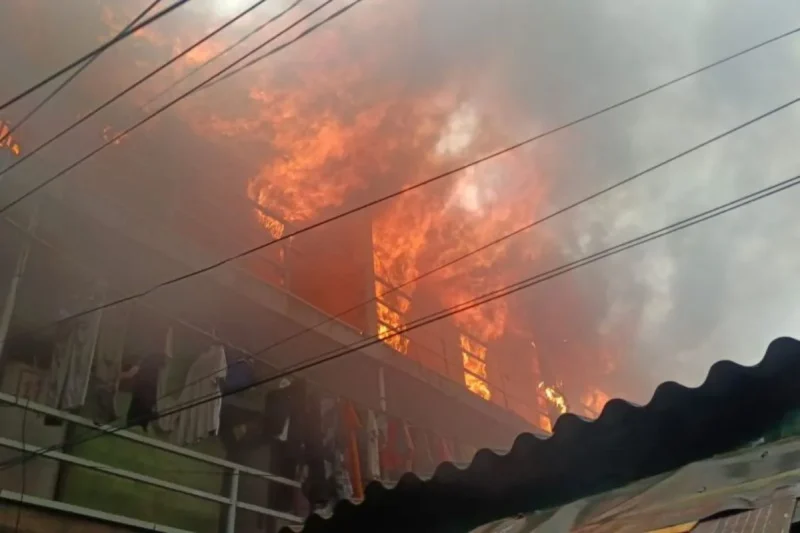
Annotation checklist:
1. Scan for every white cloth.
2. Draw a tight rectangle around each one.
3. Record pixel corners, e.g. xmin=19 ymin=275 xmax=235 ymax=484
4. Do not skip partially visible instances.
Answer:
xmin=159 ymin=345 xmax=228 ymax=445
xmin=365 ymin=410 xmax=381 ymax=480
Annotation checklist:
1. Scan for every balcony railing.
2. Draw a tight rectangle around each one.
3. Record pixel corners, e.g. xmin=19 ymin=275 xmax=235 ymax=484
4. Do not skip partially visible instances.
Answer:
xmin=0 ymin=392 xmax=303 ymax=533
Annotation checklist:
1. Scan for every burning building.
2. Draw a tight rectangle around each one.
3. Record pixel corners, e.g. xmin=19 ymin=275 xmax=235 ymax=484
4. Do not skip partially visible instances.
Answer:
xmin=0 ymin=1 xmax=617 ymax=530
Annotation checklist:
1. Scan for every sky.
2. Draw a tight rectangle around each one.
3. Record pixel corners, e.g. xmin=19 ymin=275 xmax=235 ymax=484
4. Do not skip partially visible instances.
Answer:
xmin=1 ymin=0 xmax=800 ymax=408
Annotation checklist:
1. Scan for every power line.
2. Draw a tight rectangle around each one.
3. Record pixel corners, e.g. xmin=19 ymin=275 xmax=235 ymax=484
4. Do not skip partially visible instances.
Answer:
xmin=0 ymin=0 xmax=296 ymax=182
xmin=141 ymin=0 xmax=305 ymax=110
xmin=0 ymin=1 xmax=164 ymax=149
xmin=0 ymin=0 xmax=361 ymax=214
xmin=4 ymin=27 xmax=799 ymax=359
xmin=3 ymin=10 xmax=794 ymax=216
xmin=200 ymin=0 xmax=368 ymax=89
xmin=5 ymin=167 xmax=799 ymax=472
xmin=0 ymin=0 xmax=193 ymax=113
xmin=146 ymin=91 xmax=800 ymax=415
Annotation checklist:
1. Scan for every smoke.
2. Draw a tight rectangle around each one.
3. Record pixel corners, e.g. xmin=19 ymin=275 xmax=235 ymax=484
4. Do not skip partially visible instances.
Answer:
xmin=2 ymin=0 xmax=800 ymax=408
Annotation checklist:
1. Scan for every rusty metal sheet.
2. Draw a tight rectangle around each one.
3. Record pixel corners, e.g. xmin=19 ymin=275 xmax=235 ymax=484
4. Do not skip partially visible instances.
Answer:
xmin=692 ymin=496 xmax=796 ymax=533
xmin=575 ymin=484 xmax=800 ymax=533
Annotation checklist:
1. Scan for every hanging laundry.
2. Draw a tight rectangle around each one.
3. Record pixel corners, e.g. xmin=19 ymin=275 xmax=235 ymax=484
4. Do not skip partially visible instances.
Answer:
xmin=410 ymin=426 xmax=435 ymax=475
xmin=320 ymin=396 xmax=353 ymax=502
xmin=221 ymin=357 xmax=255 ymax=395
xmin=120 ymin=352 xmax=168 ymax=431
xmin=432 ymin=433 xmax=455 ymax=464
xmin=160 ymin=345 xmax=227 ymax=444
xmin=364 ymin=409 xmax=381 ymax=481
xmin=89 ymin=303 xmax=131 ymax=424
xmin=380 ymin=417 xmax=414 ymax=480
xmin=40 ymin=288 xmax=105 ymax=412
xmin=341 ymin=400 xmax=363 ymax=499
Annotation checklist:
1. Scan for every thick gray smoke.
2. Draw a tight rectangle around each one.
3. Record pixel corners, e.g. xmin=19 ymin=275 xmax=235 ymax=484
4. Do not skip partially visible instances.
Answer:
xmin=1 ymin=0 xmax=800 ymax=405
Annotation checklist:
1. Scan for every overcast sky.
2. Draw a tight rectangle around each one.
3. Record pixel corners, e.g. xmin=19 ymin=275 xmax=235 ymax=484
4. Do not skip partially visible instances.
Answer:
xmin=1 ymin=0 xmax=800 ymax=407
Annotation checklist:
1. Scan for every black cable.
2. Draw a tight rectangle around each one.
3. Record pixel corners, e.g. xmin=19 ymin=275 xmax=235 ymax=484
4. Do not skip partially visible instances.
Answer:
xmin=201 ymin=0 xmax=367 ymax=89
xmin=145 ymin=91 xmax=800 ymax=406
xmin=141 ymin=0 xmax=304 ymax=110
xmin=13 ymin=86 xmax=800 ymax=412
xmin=0 ymin=0 xmax=163 ymax=147
xmin=0 ymin=0 xmax=292 ymax=183
xmin=0 ymin=0 xmax=356 ymax=214
xmin=4 ymin=168 xmax=799 ymax=472
xmin=0 ymin=0 xmax=193 ymax=113
xmin=2 ymin=20 xmax=796 ymax=343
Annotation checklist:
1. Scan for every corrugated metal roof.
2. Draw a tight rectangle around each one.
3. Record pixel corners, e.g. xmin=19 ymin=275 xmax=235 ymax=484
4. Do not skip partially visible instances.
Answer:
xmin=476 ymin=438 xmax=800 ymax=532
xmin=288 ymin=336 xmax=800 ymax=533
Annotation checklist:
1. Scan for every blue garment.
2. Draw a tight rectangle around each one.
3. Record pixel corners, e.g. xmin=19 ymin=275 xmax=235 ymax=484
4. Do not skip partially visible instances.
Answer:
xmin=221 ymin=359 xmax=254 ymax=394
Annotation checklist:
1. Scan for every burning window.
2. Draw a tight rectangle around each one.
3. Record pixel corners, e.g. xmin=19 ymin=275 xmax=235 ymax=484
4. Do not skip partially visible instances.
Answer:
xmin=460 ymin=334 xmax=491 ymax=401
xmin=245 ymin=203 xmax=289 ymax=288
xmin=255 ymin=211 xmax=286 ymax=241
xmin=374 ymin=282 xmax=411 ymax=355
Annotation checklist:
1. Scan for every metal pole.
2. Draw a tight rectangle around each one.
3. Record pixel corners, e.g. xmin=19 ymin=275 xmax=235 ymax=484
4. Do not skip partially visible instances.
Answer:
xmin=225 ymin=468 xmax=240 ymax=533
xmin=0 ymin=204 xmax=39 ymax=360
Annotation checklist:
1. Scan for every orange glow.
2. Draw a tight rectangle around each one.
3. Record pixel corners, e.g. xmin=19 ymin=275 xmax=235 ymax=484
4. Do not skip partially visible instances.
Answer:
xmin=377 ymin=322 xmax=409 ymax=354
xmin=538 ymin=381 xmax=568 ymax=415
xmin=461 ymin=334 xmax=490 ymax=400
xmin=77 ymin=1 xmax=624 ymax=419
xmin=464 ymin=372 xmax=491 ymax=401
xmin=0 ymin=121 xmax=22 ymax=157
xmin=581 ymin=387 xmax=610 ymax=417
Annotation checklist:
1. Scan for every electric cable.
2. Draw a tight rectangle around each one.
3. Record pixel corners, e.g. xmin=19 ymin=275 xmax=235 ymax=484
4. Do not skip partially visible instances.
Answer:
xmin=4 ymin=167 xmax=799 ymax=471
xmin=0 ymin=0 xmax=362 ymax=214
xmin=0 ymin=0 xmax=296 ymax=182
xmin=0 ymin=0 xmax=193 ymax=113
xmin=10 ymin=86 xmax=800 ymax=398
xmin=146 ymin=91 xmax=800 ymax=406
xmin=0 ymin=0 xmax=163 ymax=148
xmin=5 ymin=10 xmax=795 ymax=215
xmin=142 ymin=0 xmax=304 ymax=110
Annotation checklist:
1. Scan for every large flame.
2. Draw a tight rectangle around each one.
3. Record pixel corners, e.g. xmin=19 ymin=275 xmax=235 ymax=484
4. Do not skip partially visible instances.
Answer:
xmin=47 ymin=0 xmax=629 ymax=426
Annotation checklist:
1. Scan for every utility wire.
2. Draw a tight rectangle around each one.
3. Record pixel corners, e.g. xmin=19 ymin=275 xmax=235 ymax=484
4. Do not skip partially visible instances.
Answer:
xmin=0 ymin=0 xmax=360 ymax=214
xmin=4 ymin=11 xmax=795 ymax=215
xmin=0 ymin=0 xmax=193 ymax=113
xmin=142 ymin=0 xmax=304 ymax=110
xmin=200 ymin=0 xmax=367 ymax=89
xmin=146 ymin=91 xmax=800 ymax=415
xmin=0 ymin=1 xmax=163 ymax=148
xmin=4 ymin=25 xmax=799 ymax=357
xmin=4 ymin=167 xmax=799 ymax=472
xmin=0 ymin=0 xmax=294 ymax=182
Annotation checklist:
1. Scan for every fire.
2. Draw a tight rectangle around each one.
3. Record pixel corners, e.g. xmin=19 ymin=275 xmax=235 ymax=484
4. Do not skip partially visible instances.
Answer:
xmin=64 ymin=0 xmax=624 ymax=415
xmin=581 ymin=387 xmax=610 ymax=417
xmin=0 ymin=121 xmax=22 ymax=157
xmin=538 ymin=381 xmax=568 ymax=415
xmin=460 ymin=334 xmax=491 ymax=400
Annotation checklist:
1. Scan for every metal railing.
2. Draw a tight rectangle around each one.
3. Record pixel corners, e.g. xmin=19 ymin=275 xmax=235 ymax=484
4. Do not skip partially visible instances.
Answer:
xmin=0 ymin=392 xmax=304 ymax=532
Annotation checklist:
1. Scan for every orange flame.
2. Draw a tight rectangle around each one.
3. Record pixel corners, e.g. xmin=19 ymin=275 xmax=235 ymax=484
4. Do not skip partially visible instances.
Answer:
xmin=0 ymin=121 xmax=22 ymax=157
xmin=538 ymin=381 xmax=568 ymax=415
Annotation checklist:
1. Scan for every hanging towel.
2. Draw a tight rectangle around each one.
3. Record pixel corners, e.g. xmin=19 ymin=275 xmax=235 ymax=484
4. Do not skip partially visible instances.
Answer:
xmin=365 ymin=410 xmax=381 ymax=481
xmin=342 ymin=400 xmax=363 ymax=499
xmin=90 ymin=303 xmax=131 ymax=424
xmin=40 ymin=297 xmax=104 ymax=412
xmin=160 ymin=345 xmax=228 ymax=445
xmin=432 ymin=433 xmax=454 ymax=464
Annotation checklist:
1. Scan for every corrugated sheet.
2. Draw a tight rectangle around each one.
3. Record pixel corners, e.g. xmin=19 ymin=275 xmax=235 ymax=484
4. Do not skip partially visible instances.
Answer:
xmin=289 ymin=337 xmax=800 ymax=533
